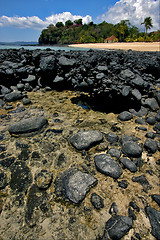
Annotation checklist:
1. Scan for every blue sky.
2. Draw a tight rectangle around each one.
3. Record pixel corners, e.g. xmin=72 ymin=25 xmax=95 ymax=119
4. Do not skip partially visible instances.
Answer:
xmin=0 ymin=0 xmax=159 ymax=42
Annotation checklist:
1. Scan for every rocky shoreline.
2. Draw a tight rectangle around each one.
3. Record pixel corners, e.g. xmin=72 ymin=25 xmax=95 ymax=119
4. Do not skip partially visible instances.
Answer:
xmin=0 ymin=48 xmax=160 ymax=240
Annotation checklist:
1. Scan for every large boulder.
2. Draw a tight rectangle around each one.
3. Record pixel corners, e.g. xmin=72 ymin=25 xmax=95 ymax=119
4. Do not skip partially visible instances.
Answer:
xmin=94 ymin=154 xmax=123 ymax=179
xmin=40 ymin=55 xmax=56 ymax=72
xmin=70 ymin=130 xmax=103 ymax=150
xmin=8 ymin=117 xmax=48 ymax=135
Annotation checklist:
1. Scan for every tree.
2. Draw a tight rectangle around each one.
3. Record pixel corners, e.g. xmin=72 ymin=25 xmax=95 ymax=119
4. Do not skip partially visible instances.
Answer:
xmin=74 ymin=19 xmax=82 ymax=25
xmin=56 ymin=22 xmax=64 ymax=28
xmin=65 ymin=20 xmax=73 ymax=28
xmin=141 ymin=17 xmax=153 ymax=34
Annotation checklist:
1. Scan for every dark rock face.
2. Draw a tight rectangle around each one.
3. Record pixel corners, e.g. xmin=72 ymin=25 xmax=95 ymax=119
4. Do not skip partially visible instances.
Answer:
xmin=10 ymin=162 xmax=32 ymax=192
xmin=118 ymin=111 xmax=133 ymax=121
xmin=103 ymin=215 xmax=133 ymax=240
xmin=90 ymin=193 xmax=104 ymax=209
xmin=122 ymin=141 xmax=142 ymax=157
xmin=54 ymin=169 xmax=98 ymax=204
xmin=70 ymin=130 xmax=103 ymax=150
xmin=0 ymin=170 xmax=8 ymax=190
xmin=120 ymin=157 xmax=137 ymax=173
xmin=94 ymin=154 xmax=123 ymax=179
xmin=8 ymin=117 xmax=48 ymax=134
xmin=145 ymin=206 xmax=160 ymax=240
xmin=4 ymin=91 xmax=23 ymax=102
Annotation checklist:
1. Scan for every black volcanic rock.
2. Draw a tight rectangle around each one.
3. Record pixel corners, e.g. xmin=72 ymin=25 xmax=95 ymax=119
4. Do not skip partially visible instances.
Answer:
xmin=94 ymin=154 xmax=123 ymax=179
xmin=103 ymin=215 xmax=133 ymax=240
xmin=70 ymin=130 xmax=103 ymax=150
xmin=8 ymin=117 xmax=48 ymax=135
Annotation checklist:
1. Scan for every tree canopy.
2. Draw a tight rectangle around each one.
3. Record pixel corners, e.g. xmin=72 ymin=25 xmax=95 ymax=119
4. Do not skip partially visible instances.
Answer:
xmin=39 ymin=17 xmax=158 ymax=45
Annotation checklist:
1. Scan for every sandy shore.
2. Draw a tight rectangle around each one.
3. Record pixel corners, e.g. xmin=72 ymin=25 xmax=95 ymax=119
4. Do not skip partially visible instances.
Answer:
xmin=69 ymin=42 xmax=160 ymax=52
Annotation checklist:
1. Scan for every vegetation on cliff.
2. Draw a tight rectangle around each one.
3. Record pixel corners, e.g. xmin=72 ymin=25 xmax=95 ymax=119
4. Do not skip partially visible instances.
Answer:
xmin=39 ymin=18 xmax=159 ymax=45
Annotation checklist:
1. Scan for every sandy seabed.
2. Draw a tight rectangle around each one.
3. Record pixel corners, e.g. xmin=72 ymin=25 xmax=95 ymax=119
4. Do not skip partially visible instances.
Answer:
xmin=69 ymin=42 xmax=160 ymax=52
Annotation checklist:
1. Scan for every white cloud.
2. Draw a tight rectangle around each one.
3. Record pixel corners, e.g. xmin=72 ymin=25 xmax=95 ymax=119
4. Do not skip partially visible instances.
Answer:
xmin=0 ymin=12 xmax=92 ymax=30
xmin=97 ymin=0 xmax=159 ymax=31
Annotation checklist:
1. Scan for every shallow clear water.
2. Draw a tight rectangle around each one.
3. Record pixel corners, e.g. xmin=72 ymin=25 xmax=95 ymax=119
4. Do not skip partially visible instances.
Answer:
xmin=0 ymin=44 xmax=90 ymax=51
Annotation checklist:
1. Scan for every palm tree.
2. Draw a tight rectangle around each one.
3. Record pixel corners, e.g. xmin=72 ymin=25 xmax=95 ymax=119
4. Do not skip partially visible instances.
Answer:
xmin=141 ymin=17 xmax=153 ymax=34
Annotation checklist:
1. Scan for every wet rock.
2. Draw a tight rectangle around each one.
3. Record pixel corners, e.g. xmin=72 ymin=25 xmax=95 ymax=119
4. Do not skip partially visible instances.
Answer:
xmin=10 ymin=161 xmax=32 ymax=192
xmin=53 ymin=75 xmax=64 ymax=83
xmin=145 ymin=132 xmax=156 ymax=139
xmin=142 ymin=98 xmax=159 ymax=111
xmin=121 ymin=86 xmax=131 ymax=97
xmin=70 ymin=130 xmax=103 ymax=150
xmin=22 ymin=75 xmax=36 ymax=83
xmin=131 ymin=75 xmax=144 ymax=87
xmin=1 ymin=85 xmax=11 ymax=95
xmin=90 ymin=193 xmax=104 ymax=209
xmin=122 ymin=141 xmax=142 ymax=157
xmin=105 ymin=132 xmax=119 ymax=144
xmin=132 ymin=175 xmax=152 ymax=191
xmin=4 ymin=91 xmax=23 ymax=102
xmin=151 ymin=194 xmax=160 ymax=207
xmin=54 ymin=169 xmax=98 ymax=204
xmin=94 ymin=154 xmax=123 ymax=179
xmin=103 ymin=215 xmax=133 ymax=240
xmin=146 ymin=116 xmax=156 ymax=125
xmin=107 ymin=148 xmax=121 ymax=159
xmin=40 ymin=55 xmax=56 ymax=72
xmin=22 ymin=97 xmax=31 ymax=105
xmin=120 ymin=157 xmax=137 ymax=173
xmin=25 ymin=184 xmax=50 ymax=227
xmin=120 ymin=69 xmax=135 ymax=80
xmin=59 ymin=56 xmax=76 ymax=67
xmin=35 ymin=170 xmax=53 ymax=189
xmin=109 ymin=202 xmax=119 ymax=215
xmin=131 ymin=89 xmax=142 ymax=101
xmin=8 ymin=116 xmax=48 ymax=135
xmin=0 ymin=99 xmax=5 ymax=109
xmin=0 ymin=170 xmax=7 ymax=189
xmin=118 ymin=111 xmax=133 ymax=121
xmin=145 ymin=206 xmax=160 ymax=240
xmin=144 ymin=139 xmax=158 ymax=153
xmin=135 ymin=118 xmax=146 ymax=125
xmin=118 ymin=179 xmax=129 ymax=189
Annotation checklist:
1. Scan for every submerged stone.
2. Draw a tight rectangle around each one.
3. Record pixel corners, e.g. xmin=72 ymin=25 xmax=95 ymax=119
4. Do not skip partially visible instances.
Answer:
xmin=145 ymin=206 xmax=160 ymax=240
xmin=103 ymin=215 xmax=133 ymax=240
xmin=94 ymin=154 xmax=123 ymax=179
xmin=54 ymin=169 xmax=98 ymax=204
xmin=8 ymin=117 xmax=48 ymax=135
xmin=70 ymin=130 xmax=103 ymax=150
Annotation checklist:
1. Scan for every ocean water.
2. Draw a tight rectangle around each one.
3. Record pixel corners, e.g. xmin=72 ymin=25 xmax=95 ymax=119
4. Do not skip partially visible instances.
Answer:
xmin=0 ymin=44 xmax=90 ymax=51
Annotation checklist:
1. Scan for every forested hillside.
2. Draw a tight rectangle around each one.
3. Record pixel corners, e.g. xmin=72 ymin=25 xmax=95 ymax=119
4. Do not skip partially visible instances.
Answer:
xmin=38 ymin=19 xmax=160 ymax=44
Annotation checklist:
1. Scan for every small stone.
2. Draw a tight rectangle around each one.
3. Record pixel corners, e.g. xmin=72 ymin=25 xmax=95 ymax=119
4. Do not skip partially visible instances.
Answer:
xmin=94 ymin=154 xmax=123 ymax=179
xmin=118 ymin=180 xmax=129 ymax=189
xmin=129 ymin=201 xmax=140 ymax=212
xmin=132 ymin=175 xmax=152 ymax=191
xmin=145 ymin=132 xmax=156 ymax=139
xmin=70 ymin=130 xmax=103 ymax=150
xmin=109 ymin=202 xmax=119 ymax=215
xmin=118 ymin=111 xmax=133 ymax=121
xmin=122 ymin=141 xmax=142 ymax=157
xmin=145 ymin=206 xmax=160 ymax=240
xmin=131 ymin=89 xmax=142 ymax=101
xmin=104 ymin=215 xmax=133 ymax=240
xmin=142 ymin=98 xmax=159 ymax=111
xmin=146 ymin=116 xmax=156 ymax=125
xmin=35 ymin=170 xmax=53 ymax=189
xmin=90 ymin=193 xmax=104 ymax=209
xmin=96 ymin=142 xmax=108 ymax=151
xmin=107 ymin=148 xmax=121 ymax=159
xmin=128 ymin=207 xmax=137 ymax=220
xmin=144 ymin=139 xmax=158 ymax=153
xmin=4 ymin=91 xmax=23 ymax=102
xmin=22 ymin=75 xmax=36 ymax=83
xmin=105 ymin=132 xmax=119 ymax=143
xmin=22 ymin=98 xmax=31 ymax=105
xmin=135 ymin=118 xmax=146 ymax=125
xmin=120 ymin=157 xmax=137 ymax=172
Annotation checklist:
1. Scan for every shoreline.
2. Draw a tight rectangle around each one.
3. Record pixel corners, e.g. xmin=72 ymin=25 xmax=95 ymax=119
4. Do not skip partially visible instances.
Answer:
xmin=68 ymin=42 xmax=160 ymax=52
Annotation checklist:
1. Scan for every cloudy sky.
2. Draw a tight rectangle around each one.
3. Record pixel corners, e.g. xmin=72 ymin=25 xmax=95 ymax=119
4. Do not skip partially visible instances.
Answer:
xmin=0 ymin=0 xmax=159 ymax=42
